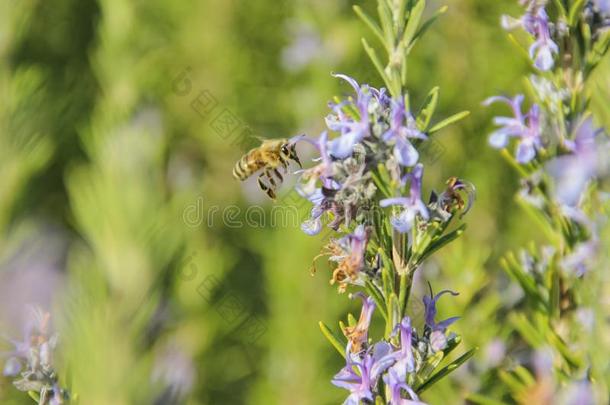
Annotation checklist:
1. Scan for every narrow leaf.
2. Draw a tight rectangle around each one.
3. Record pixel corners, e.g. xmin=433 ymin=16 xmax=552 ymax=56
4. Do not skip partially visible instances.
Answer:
xmin=549 ymin=264 xmax=560 ymax=320
xmin=365 ymin=279 xmax=389 ymax=322
xmin=377 ymin=1 xmax=395 ymax=46
xmin=428 ymin=111 xmax=470 ymax=133
xmin=419 ymin=224 xmax=466 ymax=263
xmin=413 ymin=6 xmax=449 ymax=43
xmin=417 ymin=348 xmax=478 ymax=393
xmin=417 ymin=86 xmax=440 ymax=130
xmin=362 ymin=38 xmax=392 ymax=96
xmin=498 ymin=370 xmax=528 ymax=393
xmin=402 ymin=0 xmax=426 ymax=48
xmin=508 ymin=313 xmax=544 ymax=347
xmin=354 ymin=5 xmax=387 ymax=49
xmin=568 ymin=0 xmax=587 ymax=27
xmin=319 ymin=321 xmax=347 ymax=358
xmin=514 ymin=365 xmax=536 ymax=387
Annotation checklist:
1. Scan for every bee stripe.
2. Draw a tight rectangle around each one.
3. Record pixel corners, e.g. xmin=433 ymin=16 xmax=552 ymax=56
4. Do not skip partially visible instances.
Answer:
xmin=233 ymin=159 xmax=245 ymax=180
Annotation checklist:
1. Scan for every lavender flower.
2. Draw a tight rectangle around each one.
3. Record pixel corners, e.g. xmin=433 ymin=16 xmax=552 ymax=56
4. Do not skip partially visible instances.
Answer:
xmin=384 ymin=368 xmax=427 ymax=405
xmin=483 ymin=95 xmax=543 ymax=163
xmin=547 ymin=117 xmax=602 ymax=206
xmin=502 ymin=2 xmax=558 ymax=71
xmin=382 ymin=98 xmax=427 ymax=167
xmin=560 ymin=241 xmax=598 ymax=277
xmin=332 ymin=342 xmax=395 ymax=405
xmin=380 ymin=164 xmax=429 ymax=232
xmin=423 ymin=289 xmax=460 ymax=351
xmin=1 ymin=306 xmax=67 ymax=402
xmin=342 ymin=292 xmax=376 ymax=353
xmin=424 ymin=289 xmax=460 ymax=331
xmin=388 ymin=317 xmax=414 ymax=381
xmin=327 ymin=73 xmax=371 ymax=158
xmin=287 ymin=2 xmax=476 ymax=400
xmin=593 ymin=0 xmax=610 ymax=16
xmin=298 ymin=131 xmax=337 ymax=235
xmin=152 ymin=341 xmax=196 ymax=404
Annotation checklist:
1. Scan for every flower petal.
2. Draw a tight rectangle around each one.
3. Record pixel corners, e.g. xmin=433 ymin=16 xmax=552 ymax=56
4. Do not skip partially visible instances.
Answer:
xmin=394 ymin=139 xmax=419 ymax=167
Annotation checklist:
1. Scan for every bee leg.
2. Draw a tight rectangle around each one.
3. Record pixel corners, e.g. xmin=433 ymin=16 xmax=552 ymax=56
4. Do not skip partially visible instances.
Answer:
xmin=265 ymin=169 xmax=278 ymax=199
xmin=273 ymin=168 xmax=283 ymax=183
xmin=257 ymin=173 xmax=270 ymax=192
xmin=265 ymin=168 xmax=277 ymax=188
xmin=258 ymin=172 xmax=276 ymax=200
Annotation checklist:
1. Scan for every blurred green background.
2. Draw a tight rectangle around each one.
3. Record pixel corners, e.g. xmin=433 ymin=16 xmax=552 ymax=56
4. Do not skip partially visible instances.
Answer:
xmin=0 ymin=0 xmax=608 ymax=404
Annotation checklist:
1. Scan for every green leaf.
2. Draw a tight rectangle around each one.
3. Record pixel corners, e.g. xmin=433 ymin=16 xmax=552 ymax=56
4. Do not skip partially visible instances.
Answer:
xmin=501 ymin=254 xmax=546 ymax=309
xmin=416 ymin=348 xmax=477 ymax=393
xmin=417 ymin=86 xmax=440 ymax=130
xmin=389 ymin=293 xmax=401 ymax=333
xmin=419 ymin=224 xmax=466 ymax=263
xmin=319 ymin=321 xmax=347 ymax=358
xmin=402 ymin=0 xmax=426 ymax=48
xmin=545 ymin=329 xmax=583 ymax=369
xmin=508 ymin=313 xmax=545 ymax=347
xmin=362 ymin=38 xmax=392 ymax=91
xmin=549 ymin=264 xmax=560 ymax=319
xmin=415 ymin=350 xmax=444 ymax=386
xmin=507 ymin=33 xmax=532 ymax=63
xmin=377 ymin=0 xmax=395 ymax=46
xmin=381 ymin=260 xmax=395 ymax=300
xmin=398 ymin=272 xmax=410 ymax=319
xmin=354 ymin=6 xmax=387 ymax=50
xmin=498 ymin=370 xmax=528 ymax=393
xmin=513 ymin=365 xmax=536 ymax=387
xmin=568 ymin=0 xmax=587 ymax=27
xmin=552 ymin=0 xmax=567 ymax=17
xmin=442 ymin=334 xmax=462 ymax=357
xmin=428 ymin=110 xmax=470 ymax=133
xmin=347 ymin=313 xmax=357 ymax=327
xmin=28 ymin=391 xmax=41 ymax=402
xmin=365 ymin=279 xmax=389 ymax=322
xmin=466 ymin=393 xmax=509 ymax=405
xmin=412 ymin=5 xmax=448 ymax=44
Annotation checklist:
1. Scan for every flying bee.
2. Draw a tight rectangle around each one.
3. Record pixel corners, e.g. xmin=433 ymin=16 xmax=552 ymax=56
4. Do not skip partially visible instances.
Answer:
xmin=232 ymin=136 xmax=303 ymax=200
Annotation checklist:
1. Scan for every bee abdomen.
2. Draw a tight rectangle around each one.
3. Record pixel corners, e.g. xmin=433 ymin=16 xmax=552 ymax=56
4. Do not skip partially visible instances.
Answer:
xmin=233 ymin=155 xmax=263 ymax=180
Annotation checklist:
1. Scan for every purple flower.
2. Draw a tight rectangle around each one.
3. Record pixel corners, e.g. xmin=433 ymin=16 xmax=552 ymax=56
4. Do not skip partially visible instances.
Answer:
xmin=327 ymin=73 xmax=371 ymax=158
xmin=560 ymin=241 xmax=598 ymax=277
xmin=548 ymin=117 xmax=602 ymax=206
xmin=332 ymin=342 xmax=395 ymax=405
xmin=423 ymin=289 xmax=460 ymax=332
xmin=371 ymin=87 xmax=391 ymax=109
xmin=299 ymin=193 xmax=325 ymax=235
xmin=389 ymin=317 xmax=415 ymax=381
xmin=297 ymin=132 xmax=339 ymax=235
xmin=342 ymin=293 xmax=376 ymax=353
xmin=423 ymin=289 xmax=459 ymax=351
xmin=502 ymin=4 xmax=558 ymax=71
xmin=382 ymin=98 xmax=427 ymax=167
xmin=384 ymin=368 xmax=427 ymax=405
xmin=152 ymin=340 xmax=196 ymax=402
xmin=1 ymin=307 xmax=54 ymax=376
xmin=483 ymin=95 xmax=543 ymax=163
xmin=594 ymin=0 xmax=610 ymax=15
xmin=560 ymin=381 xmax=595 ymax=405
xmin=2 ymin=356 xmax=21 ymax=377
xmin=380 ymin=164 xmax=429 ymax=233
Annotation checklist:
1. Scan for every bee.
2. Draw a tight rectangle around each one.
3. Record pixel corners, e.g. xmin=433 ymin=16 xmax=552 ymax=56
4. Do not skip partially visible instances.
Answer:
xmin=232 ymin=136 xmax=302 ymax=200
